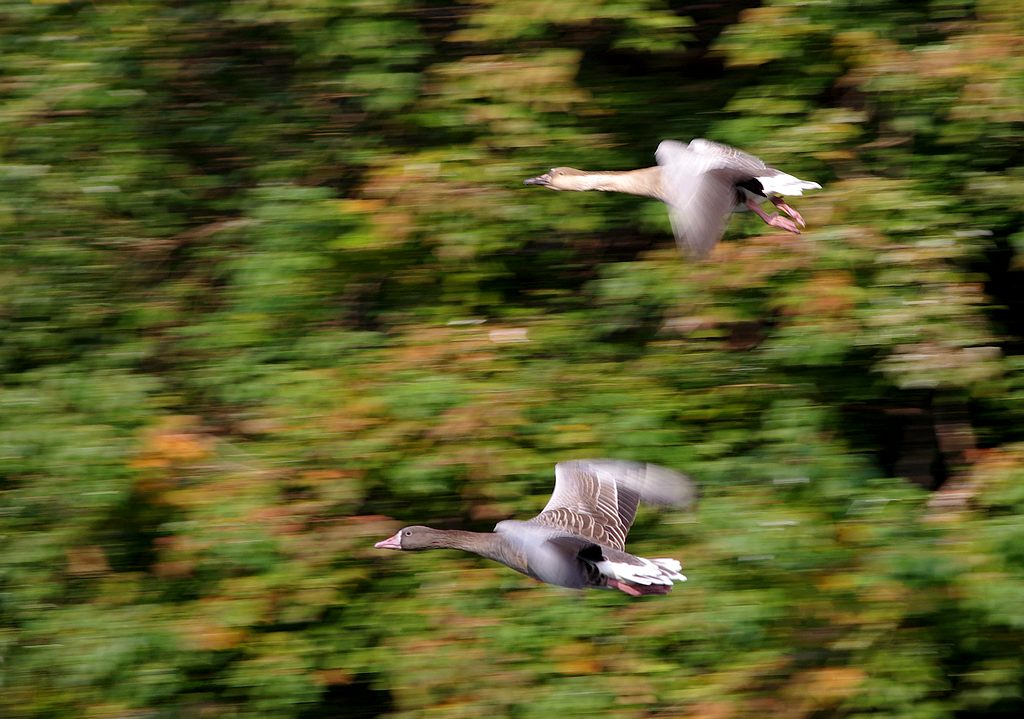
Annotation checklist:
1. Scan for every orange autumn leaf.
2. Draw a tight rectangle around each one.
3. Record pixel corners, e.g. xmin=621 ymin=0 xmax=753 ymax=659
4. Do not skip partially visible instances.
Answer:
xmin=786 ymin=667 xmax=866 ymax=706
xmin=66 ymin=545 xmax=110 ymax=577
xmin=176 ymin=618 xmax=247 ymax=652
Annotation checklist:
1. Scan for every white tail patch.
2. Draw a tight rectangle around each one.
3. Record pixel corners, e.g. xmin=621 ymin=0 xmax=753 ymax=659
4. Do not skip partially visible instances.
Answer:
xmin=756 ymin=172 xmax=821 ymax=197
xmin=596 ymin=557 xmax=687 ymax=586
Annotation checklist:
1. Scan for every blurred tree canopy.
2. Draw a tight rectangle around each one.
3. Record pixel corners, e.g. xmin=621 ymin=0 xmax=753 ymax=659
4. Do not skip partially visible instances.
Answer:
xmin=1 ymin=0 xmax=1023 ymax=717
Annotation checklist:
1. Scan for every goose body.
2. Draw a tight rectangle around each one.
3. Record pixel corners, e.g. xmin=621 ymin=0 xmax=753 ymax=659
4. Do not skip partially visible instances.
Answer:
xmin=374 ymin=459 xmax=696 ymax=596
xmin=524 ymin=138 xmax=821 ymax=258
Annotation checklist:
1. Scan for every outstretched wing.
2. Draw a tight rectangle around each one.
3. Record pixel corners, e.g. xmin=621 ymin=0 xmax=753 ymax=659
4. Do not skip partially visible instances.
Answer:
xmin=655 ymin=139 xmax=766 ymax=258
xmin=686 ymin=138 xmax=767 ymax=172
xmin=527 ymin=459 xmax=696 ymax=550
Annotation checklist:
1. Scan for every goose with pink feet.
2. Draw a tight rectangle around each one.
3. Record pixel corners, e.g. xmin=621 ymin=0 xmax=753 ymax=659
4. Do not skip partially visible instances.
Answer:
xmin=374 ymin=459 xmax=696 ymax=597
xmin=524 ymin=138 xmax=821 ymax=258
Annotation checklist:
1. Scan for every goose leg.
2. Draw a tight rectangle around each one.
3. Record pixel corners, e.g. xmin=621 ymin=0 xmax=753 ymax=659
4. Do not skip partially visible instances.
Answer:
xmin=607 ymin=579 xmax=643 ymax=596
xmin=745 ymin=199 xmax=800 ymax=234
xmin=769 ymin=196 xmax=805 ymax=227
xmin=606 ymin=579 xmax=672 ymax=596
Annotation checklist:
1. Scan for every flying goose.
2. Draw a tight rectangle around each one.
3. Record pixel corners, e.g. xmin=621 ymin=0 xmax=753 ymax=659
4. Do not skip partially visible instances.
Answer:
xmin=374 ymin=459 xmax=697 ymax=596
xmin=524 ymin=138 xmax=821 ymax=258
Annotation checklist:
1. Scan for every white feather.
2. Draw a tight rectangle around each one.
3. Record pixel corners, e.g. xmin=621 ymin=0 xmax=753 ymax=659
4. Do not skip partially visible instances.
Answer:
xmin=596 ymin=557 xmax=687 ymax=586
xmin=756 ymin=172 xmax=821 ymax=197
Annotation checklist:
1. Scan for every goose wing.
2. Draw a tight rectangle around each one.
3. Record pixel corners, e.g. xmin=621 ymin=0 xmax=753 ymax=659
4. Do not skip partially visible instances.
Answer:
xmin=656 ymin=139 xmax=767 ymax=258
xmin=526 ymin=459 xmax=696 ymax=550
xmin=686 ymin=138 xmax=768 ymax=172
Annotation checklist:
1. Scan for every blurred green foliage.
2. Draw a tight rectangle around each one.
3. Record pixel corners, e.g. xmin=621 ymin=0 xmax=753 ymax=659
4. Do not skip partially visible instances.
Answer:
xmin=2 ymin=0 xmax=1023 ymax=717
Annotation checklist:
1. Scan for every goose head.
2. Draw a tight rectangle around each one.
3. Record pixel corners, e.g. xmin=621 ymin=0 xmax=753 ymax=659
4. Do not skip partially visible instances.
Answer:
xmin=374 ymin=525 xmax=446 ymax=551
xmin=523 ymin=167 xmax=587 ymax=191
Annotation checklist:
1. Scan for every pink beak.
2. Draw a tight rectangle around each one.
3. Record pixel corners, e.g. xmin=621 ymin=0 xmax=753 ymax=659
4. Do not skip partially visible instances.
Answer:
xmin=374 ymin=531 xmax=403 ymax=550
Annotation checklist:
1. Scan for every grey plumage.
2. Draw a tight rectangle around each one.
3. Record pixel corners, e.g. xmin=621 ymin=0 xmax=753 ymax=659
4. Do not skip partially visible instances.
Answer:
xmin=374 ymin=459 xmax=696 ymax=595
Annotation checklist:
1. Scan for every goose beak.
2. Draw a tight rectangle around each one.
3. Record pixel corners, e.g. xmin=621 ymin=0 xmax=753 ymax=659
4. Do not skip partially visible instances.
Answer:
xmin=523 ymin=173 xmax=551 ymax=187
xmin=374 ymin=531 xmax=403 ymax=550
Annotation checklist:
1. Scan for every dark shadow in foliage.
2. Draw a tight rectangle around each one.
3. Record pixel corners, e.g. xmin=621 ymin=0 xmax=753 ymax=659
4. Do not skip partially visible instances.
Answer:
xmin=978 ymin=236 xmax=1024 ymax=355
xmin=576 ymin=0 xmax=762 ymax=154
xmin=298 ymin=679 xmax=395 ymax=719
xmin=102 ymin=489 xmax=176 ymax=575
xmin=841 ymin=391 xmax=981 ymax=491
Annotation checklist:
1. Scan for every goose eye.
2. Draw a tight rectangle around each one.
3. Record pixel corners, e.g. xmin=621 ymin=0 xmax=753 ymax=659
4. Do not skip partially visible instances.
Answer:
xmin=404 ymin=530 xmax=411 ymax=536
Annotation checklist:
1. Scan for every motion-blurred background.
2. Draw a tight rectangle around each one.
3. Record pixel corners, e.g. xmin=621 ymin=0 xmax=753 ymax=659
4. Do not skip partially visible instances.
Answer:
xmin=2 ymin=1 xmax=1023 ymax=717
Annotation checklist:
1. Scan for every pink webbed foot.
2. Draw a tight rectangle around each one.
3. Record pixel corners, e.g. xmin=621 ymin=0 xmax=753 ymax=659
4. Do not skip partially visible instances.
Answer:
xmin=766 ymin=214 xmax=801 ymax=234
xmin=746 ymin=199 xmax=801 ymax=235
xmin=607 ymin=579 xmax=672 ymax=596
xmin=770 ymin=196 xmax=806 ymax=227
xmin=607 ymin=579 xmax=643 ymax=596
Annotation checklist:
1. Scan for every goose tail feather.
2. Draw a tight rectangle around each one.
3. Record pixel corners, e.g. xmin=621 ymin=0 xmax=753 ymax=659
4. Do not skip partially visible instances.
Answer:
xmin=597 ymin=556 xmax=687 ymax=591
xmin=757 ymin=172 xmax=821 ymax=197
